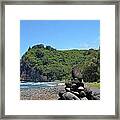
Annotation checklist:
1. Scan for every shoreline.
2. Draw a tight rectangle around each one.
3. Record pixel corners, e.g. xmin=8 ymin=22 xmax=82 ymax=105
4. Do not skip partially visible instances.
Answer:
xmin=20 ymin=84 xmax=100 ymax=100
xmin=20 ymin=85 xmax=65 ymax=100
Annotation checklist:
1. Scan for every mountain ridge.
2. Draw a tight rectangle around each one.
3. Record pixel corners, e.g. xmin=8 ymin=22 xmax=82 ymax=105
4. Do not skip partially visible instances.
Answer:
xmin=20 ymin=44 xmax=100 ymax=82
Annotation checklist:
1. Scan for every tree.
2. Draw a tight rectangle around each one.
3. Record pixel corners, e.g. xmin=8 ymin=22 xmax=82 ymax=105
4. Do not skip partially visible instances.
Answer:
xmin=20 ymin=44 xmax=100 ymax=82
xmin=46 ymin=46 xmax=56 ymax=50
xmin=36 ymin=50 xmax=44 ymax=58
xmin=28 ymin=46 xmax=31 ymax=51
xmin=38 ymin=44 xmax=44 ymax=48
xmin=32 ymin=44 xmax=44 ymax=49
xmin=82 ymin=62 xmax=99 ymax=82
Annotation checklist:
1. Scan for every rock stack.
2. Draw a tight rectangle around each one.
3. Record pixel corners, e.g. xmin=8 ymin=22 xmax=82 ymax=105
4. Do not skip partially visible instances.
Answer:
xmin=58 ymin=66 xmax=100 ymax=100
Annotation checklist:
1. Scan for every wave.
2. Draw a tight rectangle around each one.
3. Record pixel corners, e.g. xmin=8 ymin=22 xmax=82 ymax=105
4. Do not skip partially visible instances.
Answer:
xmin=20 ymin=82 xmax=57 ymax=88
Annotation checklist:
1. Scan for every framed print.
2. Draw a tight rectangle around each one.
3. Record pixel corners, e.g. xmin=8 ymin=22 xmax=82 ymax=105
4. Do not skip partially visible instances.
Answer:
xmin=0 ymin=0 xmax=119 ymax=119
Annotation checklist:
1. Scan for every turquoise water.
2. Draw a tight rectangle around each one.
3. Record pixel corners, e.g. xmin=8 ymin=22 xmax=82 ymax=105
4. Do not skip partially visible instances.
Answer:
xmin=20 ymin=82 xmax=58 ymax=88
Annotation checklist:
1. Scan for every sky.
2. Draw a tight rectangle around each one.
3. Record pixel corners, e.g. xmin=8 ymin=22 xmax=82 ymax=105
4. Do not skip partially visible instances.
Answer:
xmin=20 ymin=20 xmax=100 ymax=57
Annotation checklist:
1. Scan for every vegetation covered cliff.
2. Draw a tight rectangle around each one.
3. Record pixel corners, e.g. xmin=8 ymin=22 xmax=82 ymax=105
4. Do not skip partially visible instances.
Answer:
xmin=20 ymin=44 xmax=100 ymax=82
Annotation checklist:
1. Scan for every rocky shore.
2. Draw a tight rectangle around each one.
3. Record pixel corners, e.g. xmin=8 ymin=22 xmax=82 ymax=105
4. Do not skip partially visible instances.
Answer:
xmin=20 ymin=84 xmax=100 ymax=100
xmin=20 ymin=85 xmax=66 ymax=100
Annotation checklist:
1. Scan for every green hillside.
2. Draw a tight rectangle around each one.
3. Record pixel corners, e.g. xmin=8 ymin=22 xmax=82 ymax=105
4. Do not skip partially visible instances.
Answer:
xmin=20 ymin=44 xmax=100 ymax=82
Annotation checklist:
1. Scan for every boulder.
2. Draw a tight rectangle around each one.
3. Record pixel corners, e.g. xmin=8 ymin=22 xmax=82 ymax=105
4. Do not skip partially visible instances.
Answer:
xmin=72 ymin=66 xmax=82 ymax=80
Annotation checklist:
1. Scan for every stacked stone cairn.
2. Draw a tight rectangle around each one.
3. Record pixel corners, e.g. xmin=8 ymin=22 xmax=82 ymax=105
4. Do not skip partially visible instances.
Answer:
xmin=58 ymin=66 xmax=99 ymax=100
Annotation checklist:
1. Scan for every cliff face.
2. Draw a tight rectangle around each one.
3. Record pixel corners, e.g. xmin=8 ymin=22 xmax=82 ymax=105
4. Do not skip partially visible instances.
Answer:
xmin=20 ymin=44 xmax=100 ymax=82
xmin=20 ymin=59 xmax=48 ymax=82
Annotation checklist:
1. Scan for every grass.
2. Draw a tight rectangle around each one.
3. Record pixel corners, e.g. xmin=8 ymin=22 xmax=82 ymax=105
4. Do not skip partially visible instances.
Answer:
xmin=55 ymin=80 xmax=100 ymax=89
xmin=85 ymin=82 xmax=100 ymax=89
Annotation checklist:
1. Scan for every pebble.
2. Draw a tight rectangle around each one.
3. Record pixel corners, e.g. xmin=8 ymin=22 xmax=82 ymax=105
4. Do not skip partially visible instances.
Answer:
xmin=20 ymin=86 xmax=65 ymax=100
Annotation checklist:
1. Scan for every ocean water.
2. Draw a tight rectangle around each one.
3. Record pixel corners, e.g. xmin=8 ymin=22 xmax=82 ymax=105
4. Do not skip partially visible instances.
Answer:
xmin=20 ymin=81 xmax=58 ymax=89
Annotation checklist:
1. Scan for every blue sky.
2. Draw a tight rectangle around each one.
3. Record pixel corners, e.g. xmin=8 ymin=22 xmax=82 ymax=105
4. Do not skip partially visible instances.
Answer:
xmin=20 ymin=20 xmax=100 ymax=57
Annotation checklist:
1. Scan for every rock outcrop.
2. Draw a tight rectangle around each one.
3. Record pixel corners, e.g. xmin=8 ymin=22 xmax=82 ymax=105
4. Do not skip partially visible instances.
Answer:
xmin=20 ymin=59 xmax=48 ymax=82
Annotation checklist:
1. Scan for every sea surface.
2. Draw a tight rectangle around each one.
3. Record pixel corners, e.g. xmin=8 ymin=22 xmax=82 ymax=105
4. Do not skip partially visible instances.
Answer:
xmin=20 ymin=81 xmax=100 ymax=94
xmin=20 ymin=81 xmax=58 ymax=89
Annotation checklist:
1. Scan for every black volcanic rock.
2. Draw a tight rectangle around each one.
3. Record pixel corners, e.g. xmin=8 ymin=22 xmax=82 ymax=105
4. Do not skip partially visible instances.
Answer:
xmin=20 ymin=59 xmax=47 ymax=82
xmin=72 ymin=66 xmax=82 ymax=80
